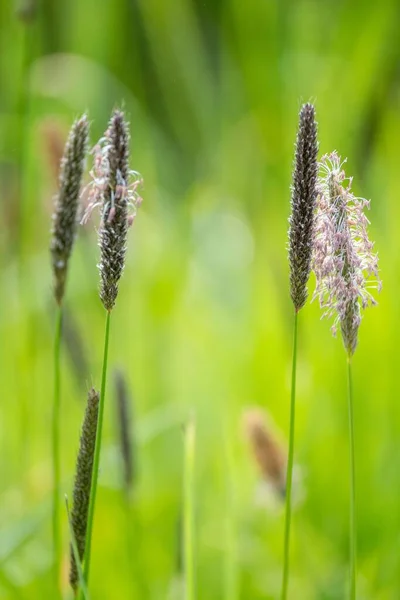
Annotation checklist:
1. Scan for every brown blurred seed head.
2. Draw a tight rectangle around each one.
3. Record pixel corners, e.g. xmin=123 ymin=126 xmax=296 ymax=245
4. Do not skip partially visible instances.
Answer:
xmin=50 ymin=115 xmax=89 ymax=305
xmin=69 ymin=388 xmax=99 ymax=592
xmin=243 ymin=408 xmax=287 ymax=497
xmin=288 ymin=103 xmax=319 ymax=311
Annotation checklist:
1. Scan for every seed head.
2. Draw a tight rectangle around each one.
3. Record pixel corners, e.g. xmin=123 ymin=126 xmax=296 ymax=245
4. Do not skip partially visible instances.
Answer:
xmin=114 ymin=369 xmax=135 ymax=494
xmin=69 ymin=388 xmax=99 ymax=592
xmin=312 ymin=152 xmax=381 ymax=355
xmin=243 ymin=408 xmax=287 ymax=497
xmin=50 ymin=115 xmax=89 ymax=304
xmin=87 ymin=110 xmax=142 ymax=312
xmin=288 ymin=103 xmax=319 ymax=311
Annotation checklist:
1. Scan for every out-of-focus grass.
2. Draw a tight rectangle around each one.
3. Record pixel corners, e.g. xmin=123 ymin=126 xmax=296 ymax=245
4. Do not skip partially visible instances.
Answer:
xmin=1 ymin=0 xmax=400 ymax=598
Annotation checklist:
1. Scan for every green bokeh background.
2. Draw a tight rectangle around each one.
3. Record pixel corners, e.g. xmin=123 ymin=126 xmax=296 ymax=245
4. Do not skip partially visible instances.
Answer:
xmin=0 ymin=0 xmax=399 ymax=598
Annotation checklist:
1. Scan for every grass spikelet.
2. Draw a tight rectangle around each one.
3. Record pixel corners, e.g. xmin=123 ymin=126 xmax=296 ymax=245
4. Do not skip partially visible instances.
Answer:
xmin=312 ymin=151 xmax=381 ymax=599
xmin=80 ymin=110 xmax=143 ymax=596
xmin=282 ymin=103 xmax=319 ymax=600
xmin=69 ymin=388 xmax=100 ymax=594
xmin=313 ymin=151 xmax=381 ymax=355
xmin=83 ymin=109 xmax=142 ymax=311
xmin=50 ymin=115 xmax=89 ymax=305
xmin=288 ymin=103 xmax=318 ymax=311
xmin=50 ymin=114 xmax=89 ymax=596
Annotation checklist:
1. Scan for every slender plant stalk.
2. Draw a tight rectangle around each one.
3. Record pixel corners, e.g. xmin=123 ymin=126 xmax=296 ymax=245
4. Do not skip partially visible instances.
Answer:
xmin=281 ymin=310 xmax=298 ymax=600
xmin=184 ymin=420 xmax=196 ymax=600
xmin=347 ymin=357 xmax=356 ymax=600
xmin=82 ymin=310 xmax=111 ymax=589
xmin=52 ymin=305 xmax=63 ymax=596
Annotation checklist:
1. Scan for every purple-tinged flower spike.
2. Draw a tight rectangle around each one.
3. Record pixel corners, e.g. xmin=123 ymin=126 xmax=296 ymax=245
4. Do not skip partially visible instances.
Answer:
xmin=51 ymin=115 xmax=89 ymax=305
xmin=312 ymin=152 xmax=381 ymax=355
xmin=85 ymin=110 xmax=143 ymax=312
xmin=288 ymin=103 xmax=319 ymax=312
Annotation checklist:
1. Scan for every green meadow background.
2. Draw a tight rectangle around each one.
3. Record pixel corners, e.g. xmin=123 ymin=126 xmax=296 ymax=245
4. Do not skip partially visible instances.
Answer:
xmin=0 ymin=0 xmax=399 ymax=598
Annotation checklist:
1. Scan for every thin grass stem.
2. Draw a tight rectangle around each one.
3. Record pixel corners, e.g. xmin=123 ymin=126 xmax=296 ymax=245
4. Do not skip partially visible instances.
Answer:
xmin=347 ymin=356 xmax=356 ymax=600
xmin=184 ymin=419 xmax=196 ymax=600
xmin=281 ymin=309 xmax=298 ymax=600
xmin=82 ymin=310 xmax=111 ymax=590
xmin=52 ymin=305 xmax=63 ymax=596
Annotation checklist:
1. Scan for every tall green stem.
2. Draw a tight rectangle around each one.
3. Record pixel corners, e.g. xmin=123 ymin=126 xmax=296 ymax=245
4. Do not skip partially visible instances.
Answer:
xmin=82 ymin=310 xmax=111 ymax=591
xmin=347 ymin=356 xmax=356 ymax=600
xmin=52 ymin=305 xmax=63 ymax=596
xmin=281 ymin=310 xmax=298 ymax=600
xmin=184 ymin=420 xmax=196 ymax=600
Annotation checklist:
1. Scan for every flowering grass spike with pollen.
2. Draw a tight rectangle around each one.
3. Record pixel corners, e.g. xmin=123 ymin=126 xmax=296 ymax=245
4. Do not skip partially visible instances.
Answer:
xmin=84 ymin=109 xmax=142 ymax=311
xmin=313 ymin=152 xmax=381 ymax=355
xmin=312 ymin=151 xmax=380 ymax=600
xmin=80 ymin=110 xmax=143 ymax=597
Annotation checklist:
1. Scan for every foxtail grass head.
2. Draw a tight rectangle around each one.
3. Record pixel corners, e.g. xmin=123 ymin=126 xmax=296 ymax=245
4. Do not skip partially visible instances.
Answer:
xmin=85 ymin=109 xmax=142 ymax=312
xmin=69 ymin=388 xmax=99 ymax=593
xmin=114 ymin=369 xmax=135 ymax=494
xmin=288 ymin=103 xmax=319 ymax=312
xmin=312 ymin=152 xmax=381 ymax=355
xmin=50 ymin=115 xmax=89 ymax=305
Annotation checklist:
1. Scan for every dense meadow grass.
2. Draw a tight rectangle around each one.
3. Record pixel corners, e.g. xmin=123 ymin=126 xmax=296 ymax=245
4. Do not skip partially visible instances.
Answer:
xmin=1 ymin=0 xmax=400 ymax=598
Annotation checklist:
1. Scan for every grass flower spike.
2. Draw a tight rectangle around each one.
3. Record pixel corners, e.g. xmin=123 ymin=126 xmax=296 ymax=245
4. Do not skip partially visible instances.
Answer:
xmin=282 ymin=103 xmax=318 ymax=600
xmin=313 ymin=152 xmax=381 ymax=355
xmin=51 ymin=115 xmax=89 ymax=305
xmin=69 ymin=388 xmax=100 ymax=593
xmin=81 ymin=109 xmax=142 ymax=595
xmin=50 ymin=114 xmax=89 ymax=597
xmin=313 ymin=152 xmax=380 ymax=600
xmin=289 ymin=103 xmax=319 ymax=312
xmin=84 ymin=109 xmax=143 ymax=311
